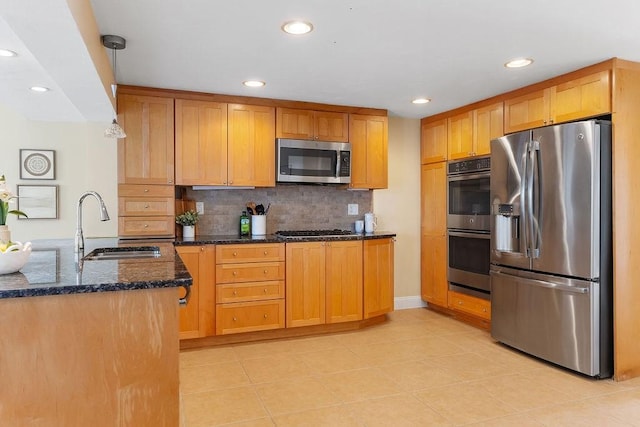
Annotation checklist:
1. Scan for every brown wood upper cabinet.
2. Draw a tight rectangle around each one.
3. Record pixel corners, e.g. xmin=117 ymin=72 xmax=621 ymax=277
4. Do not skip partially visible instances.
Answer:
xmin=421 ymin=119 xmax=447 ymax=164
xmin=276 ymin=108 xmax=349 ymax=142
xmin=448 ymin=102 xmax=503 ymax=160
xmin=504 ymin=70 xmax=610 ymax=133
xmin=117 ymin=93 xmax=174 ymax=185
xmin=175 ymin=100 xmax=275 ymax=187
xmin=349 ymin=114 xmax=388 ymax=189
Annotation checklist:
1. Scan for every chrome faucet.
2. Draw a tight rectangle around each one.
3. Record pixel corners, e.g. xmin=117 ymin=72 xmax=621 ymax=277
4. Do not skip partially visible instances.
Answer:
xmin=75 ymin=191 xmax=110 ymax=253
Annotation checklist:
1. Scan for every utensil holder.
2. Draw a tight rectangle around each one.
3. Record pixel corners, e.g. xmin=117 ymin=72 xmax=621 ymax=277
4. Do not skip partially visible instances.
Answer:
xmin=251 ymin=215 xmax=266 ymax=236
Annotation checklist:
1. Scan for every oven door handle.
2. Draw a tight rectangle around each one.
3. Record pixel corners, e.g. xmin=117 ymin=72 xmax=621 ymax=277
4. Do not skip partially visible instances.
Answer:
xmin=447 ymin=172 xmax=490 ymax=182
xmin=448 ymin=230 xmax=491 ymax=239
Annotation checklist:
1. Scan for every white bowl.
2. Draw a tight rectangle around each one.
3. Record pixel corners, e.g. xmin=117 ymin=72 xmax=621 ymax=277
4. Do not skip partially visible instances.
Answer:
xmin=0 ymin=241 xmax=32 ymax=275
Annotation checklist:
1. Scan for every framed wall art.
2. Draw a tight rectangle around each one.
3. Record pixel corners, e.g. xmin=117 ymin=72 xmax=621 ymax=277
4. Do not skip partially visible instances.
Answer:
xmin=17 ymin=185 xmax=58 ymax=219
xmin=20 ymin=149 xmax=55 ymax=180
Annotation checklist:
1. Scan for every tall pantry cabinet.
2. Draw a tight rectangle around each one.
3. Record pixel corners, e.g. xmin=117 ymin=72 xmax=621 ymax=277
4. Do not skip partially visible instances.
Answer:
xmin=117 ymin=92 xmax=175 ymax=238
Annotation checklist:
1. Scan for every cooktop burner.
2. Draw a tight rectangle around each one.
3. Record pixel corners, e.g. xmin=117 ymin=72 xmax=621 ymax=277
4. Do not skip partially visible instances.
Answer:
xmin=275 ymin=229 xmax=354 ymax=237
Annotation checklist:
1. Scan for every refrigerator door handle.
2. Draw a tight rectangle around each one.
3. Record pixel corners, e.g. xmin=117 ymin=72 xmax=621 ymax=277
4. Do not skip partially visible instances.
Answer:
xmin=492 ymin=270 xmax=590 ymax=294
xmin=525 ymin=140 xmax=537 ymax=258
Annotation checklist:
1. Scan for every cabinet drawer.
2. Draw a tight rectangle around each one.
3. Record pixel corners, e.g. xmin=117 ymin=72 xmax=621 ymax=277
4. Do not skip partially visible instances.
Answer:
xmin=217 ymin=281 xmax=284 ymax=303
xmin=216 ymin=243 xmax=285 ymax=263
xmin=118 ymin=216 xmax=175 ymax=237
xmin=118 ymin=184 xmax=174 ymax=197
xmin=448 ymin=290 xmax=491 ymax=320
xmin=118 ymin=197 xmax=174 ymax=216
xmin=216 ymin=262 xmax=285 ymax=283
xmin=216 ymin=300 xmax=285 ymax=334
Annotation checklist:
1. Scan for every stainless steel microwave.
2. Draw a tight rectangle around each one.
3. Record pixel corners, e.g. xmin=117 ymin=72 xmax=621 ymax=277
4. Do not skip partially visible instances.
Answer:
xmin=276 ymin=138 xmax=351 ymax=184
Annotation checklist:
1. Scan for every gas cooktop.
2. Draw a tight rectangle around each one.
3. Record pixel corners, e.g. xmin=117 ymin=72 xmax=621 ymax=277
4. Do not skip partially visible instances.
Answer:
xmin=275 ymin=229 xmax=354 ymax=238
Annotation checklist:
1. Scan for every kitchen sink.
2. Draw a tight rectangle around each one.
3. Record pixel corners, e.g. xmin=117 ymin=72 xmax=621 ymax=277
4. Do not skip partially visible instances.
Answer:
xmin=82 ymin=246 xmax=161 ymax=261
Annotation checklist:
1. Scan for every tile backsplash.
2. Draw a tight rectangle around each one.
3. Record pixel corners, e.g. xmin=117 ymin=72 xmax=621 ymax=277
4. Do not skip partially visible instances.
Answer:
xmin=185 ymin=184 xmax=372 ymax=234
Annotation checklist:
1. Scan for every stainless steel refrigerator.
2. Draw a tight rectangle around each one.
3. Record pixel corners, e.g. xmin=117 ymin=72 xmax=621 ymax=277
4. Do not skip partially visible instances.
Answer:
xmin=490 ymin=119 xmax=612 ymax=378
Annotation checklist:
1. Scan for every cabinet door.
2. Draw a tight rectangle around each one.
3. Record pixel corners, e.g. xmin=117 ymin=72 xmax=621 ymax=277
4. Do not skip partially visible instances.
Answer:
xmin=504 ymin=89 xmax=549 ymax=133
xmin=314 ymin=111 xmax=349 ymax=142
xmin=177 ymin=245 xmax=215 ymax=339
xmin=117 ymin=94 xmax=174 ymax=185
xmin=227 ymin=104 xmax=275 ymax=187
xmin=421 ymin=119 xmax=447 ymax=164
xmin=363 ymin=238 xmax=394 ymax=319
xmin=276 ymin=108 xmax=315 ymax=140
xmin=474 ymin=102 xmax=503 ymax=156
xmin=421 ymin=162 xmax=447 ymax=236
xmin=286 ymin=242 xmax=326 ymax=327
xmin=421 ymin=234 xmax=447 ymax=307
xmin=175 ymin=99 xmax=227 ymax=185
xmin=349 ymin=114 xmax=388 ymax=189
xmin=552 ymin=70 xmax=611 ymax=124
xmin=447 ymin=111 xmax=473 ymax=160
xmin=326 ymin=241 xmax=363 ymax=323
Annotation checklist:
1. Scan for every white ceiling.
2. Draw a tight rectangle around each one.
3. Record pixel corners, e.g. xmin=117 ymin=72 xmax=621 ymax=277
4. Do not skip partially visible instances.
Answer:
xmin=2 ymin=0 xmax=640 ymax=122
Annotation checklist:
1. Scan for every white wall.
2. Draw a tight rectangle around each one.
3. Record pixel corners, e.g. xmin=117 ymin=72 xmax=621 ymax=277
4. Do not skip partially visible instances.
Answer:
xmin=0 ymin=104 xmax=118 ymax=241
xmin=373 ymin=117 xmax=422 ymax=301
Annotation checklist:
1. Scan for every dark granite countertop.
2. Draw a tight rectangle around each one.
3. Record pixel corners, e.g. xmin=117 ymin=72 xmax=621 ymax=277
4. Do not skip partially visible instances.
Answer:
xmin=174 ymin=231 xmax=396 ymax=245
xmin=1 ymin=232 xmax=396 ymax=299
xmin=0 ymin=238 xmax=192 ymax=299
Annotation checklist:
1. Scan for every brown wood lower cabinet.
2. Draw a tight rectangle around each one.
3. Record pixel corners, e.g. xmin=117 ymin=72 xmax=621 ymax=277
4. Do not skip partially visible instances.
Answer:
xmin=448 ymin=290 xmax=490 ymax=320
xmin=363 ymin=238 xmax=395 ymax=319
xmin=215 ymin=243 xmax=286 ymax=335
xmin=286 ymin=240 xmax=364 ymax=328
xmin=176 ymin=245 xmax=215 ymax=339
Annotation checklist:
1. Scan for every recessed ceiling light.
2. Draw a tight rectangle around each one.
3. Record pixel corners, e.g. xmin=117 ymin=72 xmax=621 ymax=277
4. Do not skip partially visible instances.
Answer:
xmin=243 ymin=80 xmax=265 ymax=88
xmin=412 ymin=98 xmax=431 ymax=104
xmin=281 ymin=21 xmax=313 ymax=35
xmin=0 ymin=49 xmax=17 ymax=57
xmin=30 ymin=86 xmax=50 ymax=92
xmin=504 ymin=58 xmax=534 ymax=68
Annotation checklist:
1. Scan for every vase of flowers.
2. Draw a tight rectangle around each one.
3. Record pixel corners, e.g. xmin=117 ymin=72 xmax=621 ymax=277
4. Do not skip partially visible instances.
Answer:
xmin=0 ymin=175 xmax=27 ymax=245
xmin=175 ymin=209 xmax=199 ymax=240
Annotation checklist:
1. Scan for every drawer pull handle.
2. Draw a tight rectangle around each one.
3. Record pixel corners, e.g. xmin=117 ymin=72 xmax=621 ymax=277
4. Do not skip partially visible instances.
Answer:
xmin=233 ymin=317 xmax=237 ymax=321
xmin=483 ymin=308 xmax=487 ymax=312
xmin=144 ymin=204 xmax=149 ymax=209
xmin=264 ymin=288 xmax=267 ymax=293
xmin=263 ymin=269 xmax=268 ymax=274
xmin=232 ymin=271 xmax=237 ymax=276
xmin=233 ymin=252 xmax=237 ymax=256
xmin=144 ymin=224 xmax=149 ymax=228
xmin=263 ymin=314 xmax=268 ymax=319
xmin=263 ymin=251 xmax=268 ymax=255
xmin=233 ymin=290 xmax=237 ymax=296
xmin=144 ymin=189 xmax=149 ymax=193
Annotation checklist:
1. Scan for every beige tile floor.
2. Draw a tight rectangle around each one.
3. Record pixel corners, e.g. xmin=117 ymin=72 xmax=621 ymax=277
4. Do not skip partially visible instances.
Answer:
xmin=179 ymin=308 xmax=640 ymax=426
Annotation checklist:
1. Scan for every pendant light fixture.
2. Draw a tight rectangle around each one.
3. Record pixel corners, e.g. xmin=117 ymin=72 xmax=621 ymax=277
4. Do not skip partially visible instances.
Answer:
xmin=101 ymin=34 xmax=127 ymax=138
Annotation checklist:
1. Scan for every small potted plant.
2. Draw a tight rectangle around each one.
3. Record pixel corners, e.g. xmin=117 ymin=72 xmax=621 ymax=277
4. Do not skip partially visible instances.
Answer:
xmin=175 ymin=209 xmax=199 ymax=239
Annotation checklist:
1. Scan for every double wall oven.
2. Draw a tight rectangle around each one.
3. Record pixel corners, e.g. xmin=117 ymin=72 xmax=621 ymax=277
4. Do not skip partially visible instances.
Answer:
xmin=447 ymin=156 xmax=491 ymax=299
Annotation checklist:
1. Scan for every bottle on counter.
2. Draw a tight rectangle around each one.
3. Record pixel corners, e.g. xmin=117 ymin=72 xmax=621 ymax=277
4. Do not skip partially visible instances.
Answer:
xmin=240 ymin=211 xmax=250 ymax=236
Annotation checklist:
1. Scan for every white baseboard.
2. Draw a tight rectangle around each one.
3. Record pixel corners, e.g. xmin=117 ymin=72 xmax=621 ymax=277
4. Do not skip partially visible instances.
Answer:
xmin=394 ymin=296 xmax=427 ymax=310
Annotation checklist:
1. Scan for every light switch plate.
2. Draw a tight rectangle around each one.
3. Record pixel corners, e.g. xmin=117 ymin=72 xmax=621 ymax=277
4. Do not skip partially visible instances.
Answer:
xmin=348 ymin=204 xmax=358 ymax=216
xmin=195 ymin=202 xmax=204 ymax=214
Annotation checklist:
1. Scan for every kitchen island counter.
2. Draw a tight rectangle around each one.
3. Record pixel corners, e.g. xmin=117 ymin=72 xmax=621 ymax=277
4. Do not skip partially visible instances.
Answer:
xmin=0 ymin=238 xmax=191 ymax=299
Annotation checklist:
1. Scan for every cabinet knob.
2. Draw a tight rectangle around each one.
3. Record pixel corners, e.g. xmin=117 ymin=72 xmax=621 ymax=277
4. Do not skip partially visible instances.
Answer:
xmin=550 ymin=119 xmax=554 ymax=124
xmin=543 ymin=120 xmax=547 ymax=125
xmin=233 ymin=290 xmax=237 ymax=295
xmin=144 ymin=189 xmax=149 ymax=193
xmin=144 ymin=224 xmax=148 ymax=228
xmin=263 ymin=314 xmax=268 ymax=319
xmin=144 ymin=204 xmax=149 ymax=209
xmin=232 ymin=271 xmax=237 ymax=276
xmin=168 ymin=180 xmax=173 ymax=184
xmin=233 ymin=317 xmax=237 ymax=321
xmin=263 ymin=288 xmax=267 ymax=293
xmin=229 ymin=181 xmax=233 ymax=185
xmin=263 ymin=269 xmax=268 ymax=274
xmin=263 ymin=251 xmax=268 ymax=255
xmin=458 ymin=301 xmax=463 ymax=305
xmin=200 ymin=247 xmax=205 ymax=252
xmin=223 ymin=181 xmax=227 ymax=185
xmin=233 ymin=252 xmax=238 ymax=256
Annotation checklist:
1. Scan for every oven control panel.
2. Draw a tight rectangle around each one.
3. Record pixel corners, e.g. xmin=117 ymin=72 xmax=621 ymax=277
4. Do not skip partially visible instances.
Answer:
xmin=448 ymin=156 xmax=490 ymax=174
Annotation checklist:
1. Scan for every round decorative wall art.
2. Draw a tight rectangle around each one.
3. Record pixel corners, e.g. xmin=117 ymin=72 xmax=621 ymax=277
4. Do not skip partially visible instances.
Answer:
xmin=19 ymin=149 xmax=55 ymax=180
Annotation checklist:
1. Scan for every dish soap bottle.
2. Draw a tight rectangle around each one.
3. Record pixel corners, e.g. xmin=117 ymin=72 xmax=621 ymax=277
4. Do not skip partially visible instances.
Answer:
xmin=239 ymin=211 xmax=250 ymax=236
